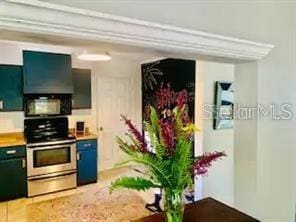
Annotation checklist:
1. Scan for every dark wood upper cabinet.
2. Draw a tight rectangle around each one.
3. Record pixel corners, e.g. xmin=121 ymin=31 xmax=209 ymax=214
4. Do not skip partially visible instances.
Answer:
xmin=72 ymin=68 xmax=92 ymax=109
xmin=23 ymin=51 xmax=73 ymax=94
xmin=0 ymin=65 xmax=23 ymax=111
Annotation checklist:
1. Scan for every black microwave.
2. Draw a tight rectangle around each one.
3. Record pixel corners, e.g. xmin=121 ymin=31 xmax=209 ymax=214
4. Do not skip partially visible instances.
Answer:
xmin=24 ymin=94 xmax=72 ymax=117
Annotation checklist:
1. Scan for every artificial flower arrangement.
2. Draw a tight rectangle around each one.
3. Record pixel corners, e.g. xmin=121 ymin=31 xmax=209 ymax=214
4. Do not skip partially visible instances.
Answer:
xmin=110 ymin=85 xmax=225 ymax=222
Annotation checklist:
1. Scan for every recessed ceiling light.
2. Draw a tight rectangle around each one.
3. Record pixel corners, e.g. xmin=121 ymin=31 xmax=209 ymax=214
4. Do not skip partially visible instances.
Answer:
xmin=77 ymin=53 xmax=111 ymax=61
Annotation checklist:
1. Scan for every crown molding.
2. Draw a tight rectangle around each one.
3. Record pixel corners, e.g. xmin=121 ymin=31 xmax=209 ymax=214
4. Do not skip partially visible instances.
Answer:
xmin=0 ymin=0 xmax=274 ymax=61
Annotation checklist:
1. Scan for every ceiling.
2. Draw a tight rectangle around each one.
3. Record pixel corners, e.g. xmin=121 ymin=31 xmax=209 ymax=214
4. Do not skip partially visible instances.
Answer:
xmin=0 ymin=28 xmax=245 ymax=64
xmin=0 ymin=29 xmax=168 ymax=62
xmin=0 ymin=0 xmax=246 ymax=64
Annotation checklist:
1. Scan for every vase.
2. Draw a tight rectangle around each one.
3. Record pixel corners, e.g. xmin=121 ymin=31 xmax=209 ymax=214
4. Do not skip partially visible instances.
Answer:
xmin=163 ymin=189 xmax=184 ymax=222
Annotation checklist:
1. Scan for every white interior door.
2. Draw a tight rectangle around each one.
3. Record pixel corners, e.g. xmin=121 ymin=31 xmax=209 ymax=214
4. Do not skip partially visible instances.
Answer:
xmin=97 ymin=76 xmax=131 ymax=171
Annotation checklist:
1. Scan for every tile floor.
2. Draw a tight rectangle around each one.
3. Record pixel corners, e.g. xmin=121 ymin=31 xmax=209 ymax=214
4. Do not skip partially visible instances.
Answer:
xmin=0 ymin=166 xmax=154 ymax=222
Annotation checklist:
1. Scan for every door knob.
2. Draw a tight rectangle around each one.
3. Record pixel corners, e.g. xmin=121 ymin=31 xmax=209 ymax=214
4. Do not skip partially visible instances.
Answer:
xmin=99 ymin=127 xmax=103 ymax=131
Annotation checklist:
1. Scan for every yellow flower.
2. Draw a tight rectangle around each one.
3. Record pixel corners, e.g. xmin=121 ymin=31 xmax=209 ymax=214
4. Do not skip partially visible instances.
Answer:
xmin=182 ymin=124 xmax=200 ymax=133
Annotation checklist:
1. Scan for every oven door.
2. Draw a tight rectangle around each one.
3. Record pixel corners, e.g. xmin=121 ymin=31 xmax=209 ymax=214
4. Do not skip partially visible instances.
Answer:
xmin=27 ymin=142 xmax=76 ymax=177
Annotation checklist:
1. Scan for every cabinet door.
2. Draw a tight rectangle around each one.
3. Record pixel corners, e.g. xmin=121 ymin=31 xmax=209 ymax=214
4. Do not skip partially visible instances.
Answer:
xmin=23 ymin=51 xmax=73 ymax=94
xmin=72 ymin=68 xmax=92 ymax=109
xmin=0 ymin=158 xmax=27 ymax=201
xmin=0 ymin=65 xmax=23 ymax=111
xmin=77 ymin=149 xmax=97 ymax=185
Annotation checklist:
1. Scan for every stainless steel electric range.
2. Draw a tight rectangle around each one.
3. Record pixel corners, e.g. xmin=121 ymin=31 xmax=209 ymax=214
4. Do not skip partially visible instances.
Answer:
xmin=25 ymin=117 xmax=77 ymax=197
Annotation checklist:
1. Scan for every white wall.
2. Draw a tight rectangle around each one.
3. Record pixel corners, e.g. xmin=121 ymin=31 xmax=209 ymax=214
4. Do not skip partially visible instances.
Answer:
xmin=47 ymin=2 xmax=296 ymax=221
xmin=234 ymin=62 xmax=259 ymax=216
xmin=0 ymin=112 xmax=24 ymax=133
xmin=196 ymin=61 xmax=234 ymax=206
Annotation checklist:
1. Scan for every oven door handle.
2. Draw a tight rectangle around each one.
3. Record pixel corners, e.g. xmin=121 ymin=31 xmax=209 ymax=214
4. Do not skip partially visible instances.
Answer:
xmin=27 ymin=139 xmax=76 ymax=148
xmin=27 ymin=143 xmax=75 ymax=151
xmin=29 ymin=171 xmax=76 ymax=182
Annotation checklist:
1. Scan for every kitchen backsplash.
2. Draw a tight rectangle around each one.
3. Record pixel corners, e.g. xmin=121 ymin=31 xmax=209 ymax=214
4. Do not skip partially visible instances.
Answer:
xmin=69 ymin=109 xmax=97 ymax=134
xmin=0 ymin=112 xmax=24 ymax=133
xmin=0 ymin=110 xmax=97 ymax=134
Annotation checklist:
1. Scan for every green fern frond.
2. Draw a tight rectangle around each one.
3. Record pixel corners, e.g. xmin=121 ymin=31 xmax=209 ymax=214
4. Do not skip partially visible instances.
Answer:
xmin=145 ymin=121 xmax=166 ymax=157
xmin=171 ymin=139 xmax=193 ymax=188
xmin=173 ymin=106 xmax=187 ymax=141
xmin=113 ymin=151 xmax=173 ymax=188
xmin=135 ymin=154 xmax=173 ymax=188
xmin=126 ymin=134 xmax=143 ymax=151
xmin=110 ymin=176 xmax=161 ymax=193
xmin=150 ymin=106 xmax=167 ymax=147
xmin=149 ymin=107 xmax=159 ymax=134
xmin=116 ymin=137 xmax=136 ymax=155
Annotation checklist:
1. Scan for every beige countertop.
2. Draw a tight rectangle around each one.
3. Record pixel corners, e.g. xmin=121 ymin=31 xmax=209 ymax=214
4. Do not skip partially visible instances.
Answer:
xmin=71 ymin=132 xmax=98 ymax=141
xmin=0 ymin=132 xmax=26 ymax=148
xmin=0 ymin=131 xmax=97 ymax=148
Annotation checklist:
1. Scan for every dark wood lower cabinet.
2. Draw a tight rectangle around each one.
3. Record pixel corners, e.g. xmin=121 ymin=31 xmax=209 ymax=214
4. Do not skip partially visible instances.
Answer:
xmin=136 ymin=197 xmax=260 ymax=222
xmin=0 ymin=157 xmax=27 ymax=201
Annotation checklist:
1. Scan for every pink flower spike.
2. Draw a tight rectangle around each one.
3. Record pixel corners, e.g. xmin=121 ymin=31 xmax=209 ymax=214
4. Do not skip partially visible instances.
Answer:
xmin=176 ymin=90 xmax=188 ymax=109
xmin=159 ymin=117 xmax=176 ymax=154
xmin=193 ymin=151 xmax=226 ymax=176
xmin=120 ymin=115 xmax=148 ymax=153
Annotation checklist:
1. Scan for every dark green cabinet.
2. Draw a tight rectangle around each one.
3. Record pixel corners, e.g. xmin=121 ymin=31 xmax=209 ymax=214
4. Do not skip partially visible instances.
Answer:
xmin=72 ymin=68 xmax=92 ymax=109
xmin=23 ymin=51 xmax=73 ymax=94
xmin=0 ymin=146 xmax=27 ymax=201
xmin=0 ymin=65 xmax=23 ymax=111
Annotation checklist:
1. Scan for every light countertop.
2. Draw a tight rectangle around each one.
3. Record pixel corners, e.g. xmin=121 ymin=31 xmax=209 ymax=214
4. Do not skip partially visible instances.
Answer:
xmin=0 ymin=132 xmax=26 ymax=148
xmin=0 ymin=131 xmax=97 ymax=148
xmin=71 ymin=132 xmax=98 ymax=141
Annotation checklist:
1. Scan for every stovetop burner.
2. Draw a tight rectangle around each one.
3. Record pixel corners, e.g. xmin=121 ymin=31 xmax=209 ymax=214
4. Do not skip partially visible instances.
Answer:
xmin=25 ymin=117 xmax=73 ymax=144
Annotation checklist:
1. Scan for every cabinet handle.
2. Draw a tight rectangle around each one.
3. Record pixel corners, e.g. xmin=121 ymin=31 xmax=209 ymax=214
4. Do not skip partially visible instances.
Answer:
xmin=77 ymin=153 xmax=80 ymax=161
xmin=6 ymin=150 xmax=16 ymax=154
xmin=0 ymin=100 xmax=3 ymax=110
xmin=22 ymin=159 xmax=26 ymax=168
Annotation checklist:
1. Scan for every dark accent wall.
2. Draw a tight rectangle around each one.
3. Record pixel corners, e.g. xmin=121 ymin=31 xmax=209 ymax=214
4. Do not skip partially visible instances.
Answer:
xmin=141 ymin=58 xmax=196 ymax=122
